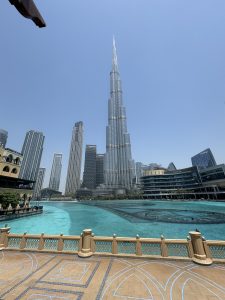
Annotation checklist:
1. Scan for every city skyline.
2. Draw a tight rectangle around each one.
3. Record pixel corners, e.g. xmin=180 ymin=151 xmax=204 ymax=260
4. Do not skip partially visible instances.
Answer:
xmin=1 ymin=1 xmax=225 ymax=192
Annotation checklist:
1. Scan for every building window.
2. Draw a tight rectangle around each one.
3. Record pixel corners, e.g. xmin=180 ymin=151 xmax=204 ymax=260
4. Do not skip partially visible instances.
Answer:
xmin=6 ymin=154 xmax=13 ymax=163
xmin=3 ymin=166 xmax=10 ymax=172
xmin=11 ymin=168 xmax=18 ymax=174
xmin=14 ymin=157 xmax=20 ymax=165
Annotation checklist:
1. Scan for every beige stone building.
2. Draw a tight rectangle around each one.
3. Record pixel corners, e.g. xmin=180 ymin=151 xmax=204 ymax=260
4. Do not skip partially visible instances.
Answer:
xmin=143 ymin=168 xmax=166 ymax=176
xmin=0 ymin=146 xmax=22 ymax=178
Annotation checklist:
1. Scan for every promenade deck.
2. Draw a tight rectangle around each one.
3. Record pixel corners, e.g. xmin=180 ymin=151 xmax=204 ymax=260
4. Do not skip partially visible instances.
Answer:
xmin=0 ymin=250 xmax=225 ymax=299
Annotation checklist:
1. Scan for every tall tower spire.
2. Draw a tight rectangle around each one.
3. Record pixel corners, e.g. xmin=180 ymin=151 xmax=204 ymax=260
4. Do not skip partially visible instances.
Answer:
xmin=104 ymin=38 xmax=134 ymax=190
xmin=112 ymin=36 xmax=118 ymax=71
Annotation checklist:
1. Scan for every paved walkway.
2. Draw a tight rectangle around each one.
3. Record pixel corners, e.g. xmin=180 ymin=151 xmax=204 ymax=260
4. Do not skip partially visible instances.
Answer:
xmin=0 ymin=250 xmax=225 ymax=299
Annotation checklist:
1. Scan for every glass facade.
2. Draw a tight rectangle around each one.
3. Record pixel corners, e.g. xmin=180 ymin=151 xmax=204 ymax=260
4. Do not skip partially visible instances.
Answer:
xmin=191 ymin=148 xmax=216 ymax=169
xmin=141 ymin=165 xmax=225 ymax=199
xmin=65 ymin=122 xmax=83 ymax=196
xmin=82 ymin=145 xmax=97 ymax=189
xmin=168 ymin=162 xmax=176 ymax=171
xmin=33 ymin=168 xmax=45 ymax=199
xmin=96 ymin=154 xmax=104 ymax=187
xmin=49 ymin=153 xmax=62 ymax=191
xmin=0 ymin=129 xmax=8 ymax=148
xmin=19 ymin=130 xmax=45 ymax=182
xmin=200 ymin=164 xmax=225 ymax=183
xmin=142 ymin=167 xmax=202 ymax=195
xmin=104 ymin=38 xmax=133 ymax=189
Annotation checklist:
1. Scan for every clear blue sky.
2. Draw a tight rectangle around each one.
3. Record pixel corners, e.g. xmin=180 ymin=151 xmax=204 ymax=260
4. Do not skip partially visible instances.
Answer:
xmin=1 ymin=0 xmax=225 ymax=192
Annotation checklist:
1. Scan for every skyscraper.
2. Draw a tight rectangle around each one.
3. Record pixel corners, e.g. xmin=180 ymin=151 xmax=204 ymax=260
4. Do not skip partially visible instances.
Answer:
xmin=82 ymin=145 xmax=97 ymax=189
xmin=65 ymin=122 xmax=83 ymax=196
xmin=96 ymin=154 xmax=104 ymax=187
xmin=33 ymin=168 xmax=45 ymax=199
xmin=104 ymin=38 xmax=133 ymax=190
xmin=19 ymin=130 xmax=45 ymax=182
xmin=191 ymin=148 xmax=216 ymax=170
xmin=135 ymin=162 xmax=144 ymax=184
xmin=0 ymin=129 xmax=8 ymax=148
xmin=49 ymin=153 xmax=62 ymax=191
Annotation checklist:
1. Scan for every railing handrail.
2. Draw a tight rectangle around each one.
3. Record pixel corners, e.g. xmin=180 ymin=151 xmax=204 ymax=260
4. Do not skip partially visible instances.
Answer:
xmin=206 ymin=240 xmax=225 ymax=246
xmin=1 ymin=229 xmax=225 ymax=263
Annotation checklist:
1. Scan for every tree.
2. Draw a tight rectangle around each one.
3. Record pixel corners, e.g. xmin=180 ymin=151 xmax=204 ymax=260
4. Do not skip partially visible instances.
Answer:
xmin=0 ymin=192 xmax=20 ymax=209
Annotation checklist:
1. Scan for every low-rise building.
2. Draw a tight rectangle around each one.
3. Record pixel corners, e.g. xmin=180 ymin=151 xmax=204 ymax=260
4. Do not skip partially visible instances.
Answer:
xmin=199 ymin=164 xmax=225 ymax=189
xmin=143 ymin=168 xmax=166 ymax=176
xmin=0 ymin=146 xmax=33 ymax=199
xmin=0 ymin=147 xmax=22 ymax=178
xmin=141 ymin=165 xmax=225 ymax=200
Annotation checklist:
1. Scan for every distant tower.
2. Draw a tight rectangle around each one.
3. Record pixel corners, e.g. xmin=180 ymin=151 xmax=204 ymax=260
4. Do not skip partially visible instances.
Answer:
xmin=33 ymin=168 xmax=45 ymax=199
xmin=0 ymin=129 xmax=8 ymax=148
xmin=135 ymin=162 xmax=144 ymax=184
xmin=82 ymin=145 xmax=97 ymax=189
xmin=191 ymin=148 xmax=216 ymax=170
xmin=65 ymin=122 xmax=83 ymax=196
xmin=19 ymin=130 xmax=45 ymax=182
xmin=104 ymin=38 xmax=133 ymax=190
xmin=49 ymin=153 xmax=62 ymax=191
xmin=96 ymin=154 xmax=105 ymax=187
xmin=168 ymin=162 xmax=176 ymax=171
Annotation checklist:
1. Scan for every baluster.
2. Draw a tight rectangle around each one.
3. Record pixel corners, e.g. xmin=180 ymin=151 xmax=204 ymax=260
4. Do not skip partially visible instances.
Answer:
xmin=112 ymin=234 xmax=118 ymax=254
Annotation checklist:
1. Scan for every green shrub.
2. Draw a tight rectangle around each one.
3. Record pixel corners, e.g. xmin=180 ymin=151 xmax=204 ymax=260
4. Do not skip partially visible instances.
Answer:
xmin=0 ymin=192 xmax=20 ymax=209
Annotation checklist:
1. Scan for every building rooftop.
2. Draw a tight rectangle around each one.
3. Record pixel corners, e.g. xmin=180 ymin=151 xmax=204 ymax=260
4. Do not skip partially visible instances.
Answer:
xmin=1 ymin=250 xmax=225 ymax=299
xmin=4 ymin=148 xmax=22 ymax=156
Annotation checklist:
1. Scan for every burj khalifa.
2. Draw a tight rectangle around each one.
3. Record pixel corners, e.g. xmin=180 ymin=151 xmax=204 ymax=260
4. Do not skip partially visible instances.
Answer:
xmin=104 ymin=38 xmax=134 ymax=190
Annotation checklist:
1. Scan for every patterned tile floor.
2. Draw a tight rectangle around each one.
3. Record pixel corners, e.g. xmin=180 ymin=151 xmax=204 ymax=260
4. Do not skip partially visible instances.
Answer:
xmin=0 ymin=250 xmax=225 ymax=299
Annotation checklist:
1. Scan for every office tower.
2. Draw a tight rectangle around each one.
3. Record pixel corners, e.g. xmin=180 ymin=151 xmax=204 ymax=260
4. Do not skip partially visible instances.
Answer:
xmin=65 ymin=122 xmax=83 ymax=196
xmin=82 ymin=145 xmax=97 ymax=189
xmin=33 ymin=168 xmax=45 ymax=199
xmin=0 ymin=129 xmax=8 ymax=148
xmin=96 ymin=154 xmax=104 ymax=187
xmin=19 ymin=130 xmax=45 ymax=182
xmin=49 ymin=153 xmax=62 ymax=191
xmin=191 ymin=148 xmax=216 ymax=170
xmin=135 ymin=162 xmax=144 ymax=184
xmin=168 ymin=162 xmax=176 ymax=171
xmin=104 ymin=38 xmax=133 ymax=190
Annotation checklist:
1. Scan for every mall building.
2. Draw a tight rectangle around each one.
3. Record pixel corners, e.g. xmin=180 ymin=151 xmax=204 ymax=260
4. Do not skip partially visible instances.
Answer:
xmin=141 ymin=164 xmax=225 ymax=200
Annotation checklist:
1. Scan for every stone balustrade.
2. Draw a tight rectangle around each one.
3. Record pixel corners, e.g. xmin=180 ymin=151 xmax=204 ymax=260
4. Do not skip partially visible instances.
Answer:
xmin=1 ymin=227 xmax=225 ymax=264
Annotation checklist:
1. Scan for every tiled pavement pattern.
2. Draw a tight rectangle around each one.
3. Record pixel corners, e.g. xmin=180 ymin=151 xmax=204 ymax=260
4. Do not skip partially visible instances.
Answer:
xmin=0 ymin=251 xmax=225 ymax=299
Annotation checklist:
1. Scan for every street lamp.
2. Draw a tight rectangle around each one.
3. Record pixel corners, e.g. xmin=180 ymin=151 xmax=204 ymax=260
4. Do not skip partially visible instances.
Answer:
xmin=9 ymin=0 xmax=46 ymax=28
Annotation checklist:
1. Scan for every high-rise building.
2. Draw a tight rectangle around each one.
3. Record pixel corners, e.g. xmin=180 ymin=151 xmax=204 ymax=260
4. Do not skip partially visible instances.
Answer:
xmin=0 ymin=129 xmax=8 ymax=148
xmin=65 ymin=122 xmax=83 ymax=196
xmin=135 ymin=162 xmax=144 ymax=184
xmin=33 ymin=168 xmax=45 ymax=199
xmin=104 ymin=38 xmax=133 ymax=190
xmin=191 ymin=148 xmax=216 ymax=170
xmin=49 ymin=153 xmax=62 ymax=191
xmin=82 ymin=145 xmax=97 ymax=189
xmin=96 ymin=154 xmax=104 ymax=187
xmin=19 ymin=130 xmax=45 ymax=182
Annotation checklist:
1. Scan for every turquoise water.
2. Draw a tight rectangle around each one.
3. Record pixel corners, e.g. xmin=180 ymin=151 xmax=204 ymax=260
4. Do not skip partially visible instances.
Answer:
xmin=1 ymin=200 xmax=225 ymax=240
